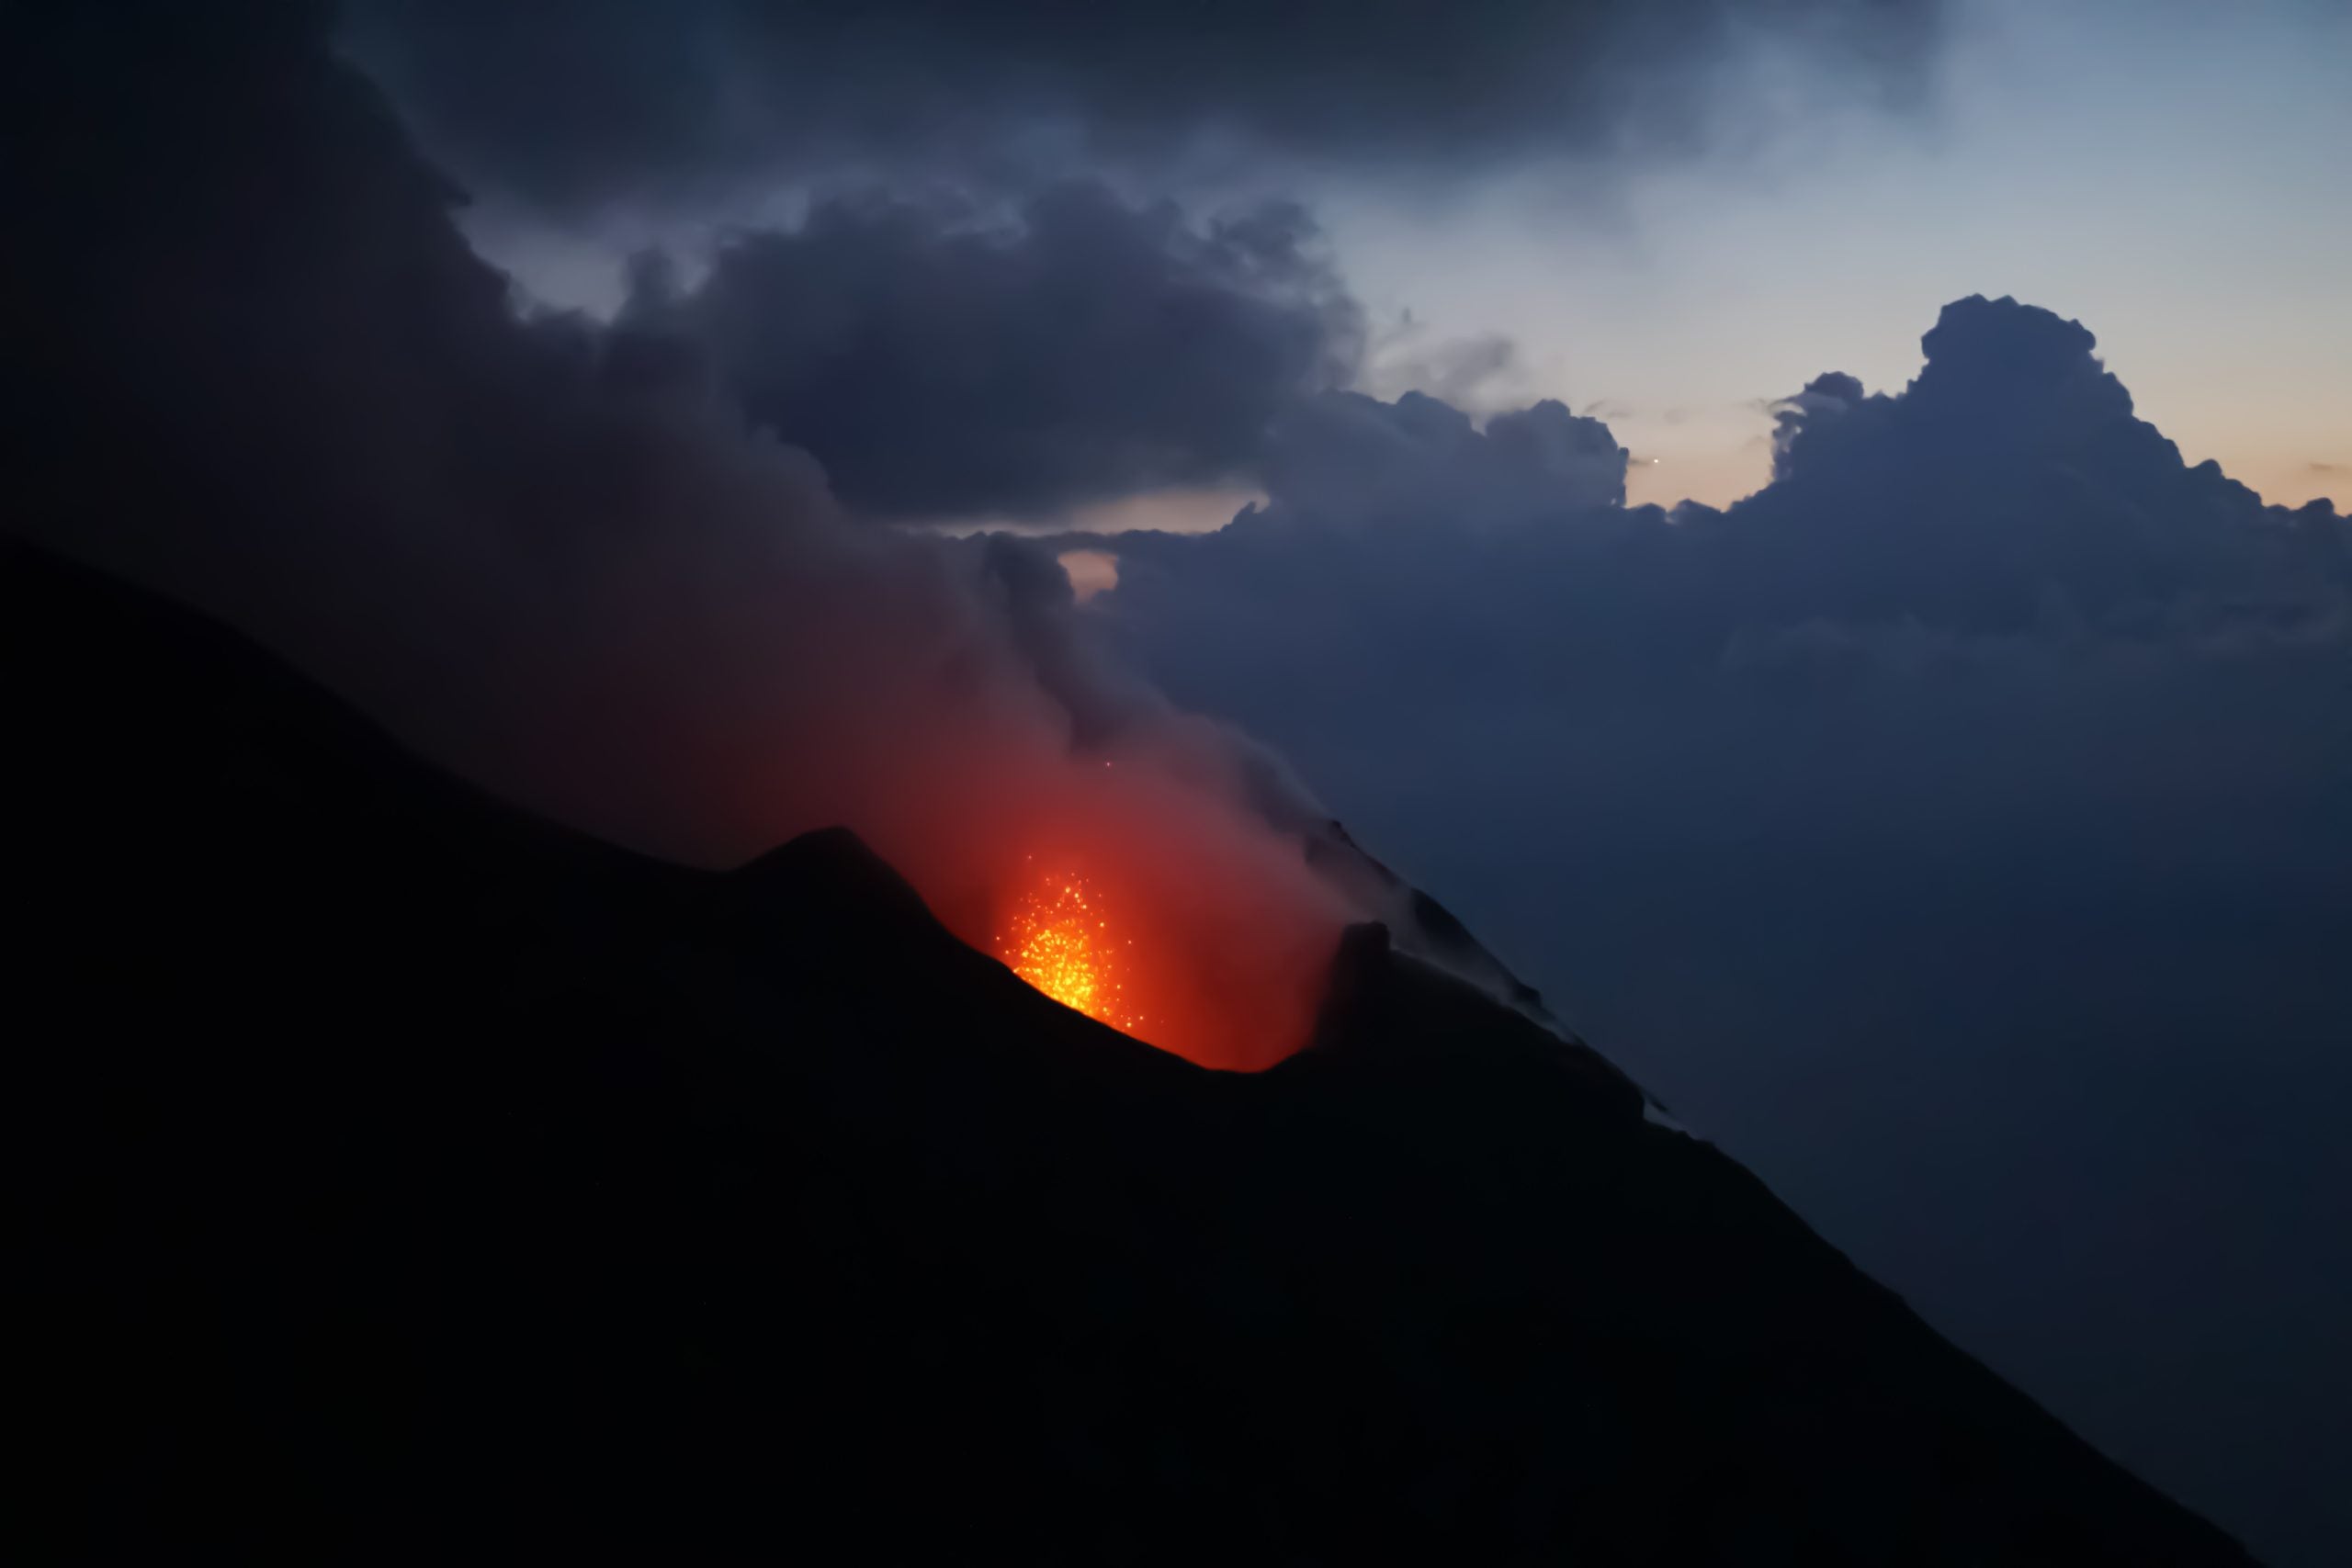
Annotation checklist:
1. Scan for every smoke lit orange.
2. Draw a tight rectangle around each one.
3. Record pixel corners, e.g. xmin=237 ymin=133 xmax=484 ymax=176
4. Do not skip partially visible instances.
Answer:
xmin=1000 ymin=865 xmax=1140 ymax=1033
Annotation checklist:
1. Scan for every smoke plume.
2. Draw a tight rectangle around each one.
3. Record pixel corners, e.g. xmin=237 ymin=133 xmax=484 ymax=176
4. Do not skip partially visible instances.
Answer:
xmin=0 ymin=2 xmax=1356 ymax=1069
xmin=338 ymin=0 xmax=1950 ymax=217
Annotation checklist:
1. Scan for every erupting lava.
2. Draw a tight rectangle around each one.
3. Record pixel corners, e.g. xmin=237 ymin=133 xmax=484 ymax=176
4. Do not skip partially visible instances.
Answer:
xmin=1000 ymin=864 xmax=1140 ymax=1033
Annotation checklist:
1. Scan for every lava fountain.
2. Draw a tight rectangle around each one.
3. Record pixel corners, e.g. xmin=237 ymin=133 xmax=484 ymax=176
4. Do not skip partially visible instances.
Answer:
xmin=998 ymin=863 xmax=1142 ymax=1034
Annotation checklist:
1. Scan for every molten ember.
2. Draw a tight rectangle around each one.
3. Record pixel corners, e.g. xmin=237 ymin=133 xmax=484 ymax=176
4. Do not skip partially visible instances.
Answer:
xmin=1000 ymin=864 xmax=1140 ymax=1033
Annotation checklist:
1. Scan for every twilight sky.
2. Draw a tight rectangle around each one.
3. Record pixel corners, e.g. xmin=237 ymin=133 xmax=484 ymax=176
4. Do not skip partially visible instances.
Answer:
xmin=424 ymin=0 xmax=2351 ymax=518
xmin=1330 ymin=0 xmax=2352 ymax=512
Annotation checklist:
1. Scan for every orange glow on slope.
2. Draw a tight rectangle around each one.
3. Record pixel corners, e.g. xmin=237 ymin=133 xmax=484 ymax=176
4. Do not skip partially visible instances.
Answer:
xmin=999 ymin=865 xmax=1140 ymax=1033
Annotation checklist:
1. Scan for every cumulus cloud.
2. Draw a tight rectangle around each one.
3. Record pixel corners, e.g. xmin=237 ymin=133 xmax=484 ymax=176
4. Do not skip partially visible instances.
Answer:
xmin=1741 ymin=297 xmax=2345 ymax=639
xmin=1114 ymin=295 xmax=2344 ymax=673
xmin=1089 ymin=297 xmax=2352 ymax=742
xmin=337 ymin=0 xmax=1949 ymax=216
xmin=620 ymin=184 xmax=1360 ymax=521
xmin=1770 ymin=370 xmax=1867 ymax=479
xmin=1252 ymin=391 xmax=1630 ymax=533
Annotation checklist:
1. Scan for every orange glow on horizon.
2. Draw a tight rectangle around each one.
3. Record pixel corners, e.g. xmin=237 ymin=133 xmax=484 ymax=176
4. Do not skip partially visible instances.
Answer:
xmin=999 ymin=863 xmax=1141 ymax=1034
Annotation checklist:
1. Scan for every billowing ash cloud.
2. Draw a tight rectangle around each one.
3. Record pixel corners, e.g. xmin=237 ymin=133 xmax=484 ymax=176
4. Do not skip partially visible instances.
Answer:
xmin=0 ymin=2 xmax=1365 ymax=1070
xmin=621 ymin=186 xmax=1360 ymax=520
xmin=338 ymin=0 xmax=1949 ymax=214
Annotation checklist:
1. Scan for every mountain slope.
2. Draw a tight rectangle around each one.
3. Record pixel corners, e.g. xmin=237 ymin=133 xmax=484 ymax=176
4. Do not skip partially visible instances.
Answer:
xmin=7 ymin=542 xmax=2255 ymax=1563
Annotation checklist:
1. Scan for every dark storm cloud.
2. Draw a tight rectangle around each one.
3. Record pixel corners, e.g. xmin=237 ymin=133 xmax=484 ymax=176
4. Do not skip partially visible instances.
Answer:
xmin=622 ymin=184 xmax=1359 ymax=520
xmin=337 ymin=0 xmax=1949 ymax=214
xmin=1077 ymin=295 xmax=2351 ymax=1564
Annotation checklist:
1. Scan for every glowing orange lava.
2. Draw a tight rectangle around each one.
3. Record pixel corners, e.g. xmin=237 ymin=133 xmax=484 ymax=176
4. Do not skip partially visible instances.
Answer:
xmin=999 ymin=865 xmax=1140 ymax=1033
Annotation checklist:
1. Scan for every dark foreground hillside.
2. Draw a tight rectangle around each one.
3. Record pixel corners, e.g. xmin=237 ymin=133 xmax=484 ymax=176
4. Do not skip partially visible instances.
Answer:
xmin=7 ymin=543 xmax=2255 ymax=1563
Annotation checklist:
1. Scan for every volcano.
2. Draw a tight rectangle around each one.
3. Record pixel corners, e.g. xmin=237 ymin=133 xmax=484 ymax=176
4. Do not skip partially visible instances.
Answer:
xmin=9 ymin=541 xmax=2254 ymax=1564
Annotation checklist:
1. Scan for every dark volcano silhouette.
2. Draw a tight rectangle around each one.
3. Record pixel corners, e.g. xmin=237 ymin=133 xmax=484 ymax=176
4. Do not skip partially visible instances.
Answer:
xmin=9 ymin=541 xmax=2255 ymax=1563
